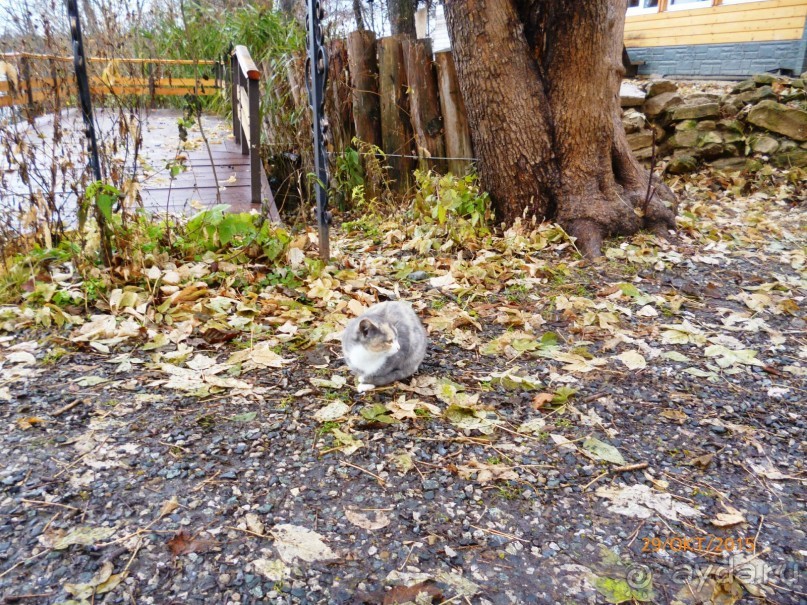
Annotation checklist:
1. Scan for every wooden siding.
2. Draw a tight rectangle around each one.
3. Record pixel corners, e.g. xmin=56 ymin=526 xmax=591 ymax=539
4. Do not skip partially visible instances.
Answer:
xmin=625 ymin=0 xmax=807 ymax=48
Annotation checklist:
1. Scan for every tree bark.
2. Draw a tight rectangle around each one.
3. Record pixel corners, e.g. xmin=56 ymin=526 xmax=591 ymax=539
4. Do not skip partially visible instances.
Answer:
xmin=443 ymin=0 xmax=559 ymax=225
xmin=388 ymin=0 xmax=417 ymax=36
xmin=444 ymin=0 xmax=677 ymax=257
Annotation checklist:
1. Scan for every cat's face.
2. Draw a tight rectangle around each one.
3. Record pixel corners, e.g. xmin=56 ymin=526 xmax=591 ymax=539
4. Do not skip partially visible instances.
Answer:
xmin=358 ymin=318 xmax=400 ymax=355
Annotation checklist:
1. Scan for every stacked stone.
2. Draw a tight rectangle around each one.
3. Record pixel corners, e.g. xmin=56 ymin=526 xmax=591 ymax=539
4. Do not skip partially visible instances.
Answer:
xmin=620 ymin=73 xmax=807 ymax=174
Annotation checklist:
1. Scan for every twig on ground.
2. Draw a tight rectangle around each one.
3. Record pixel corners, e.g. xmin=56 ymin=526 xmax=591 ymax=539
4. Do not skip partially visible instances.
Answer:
xmin=340 ymin=460 xmax=386 ymax=487
xmin=468 ymin=524 xmax=529 ymax=543
xmin=20 ymin=499 xmax=81 ymax=512
xmin=51 ymin=398 xmax=83 ymax=416
xmin=613 ymin=462 xmax=649 ymax=473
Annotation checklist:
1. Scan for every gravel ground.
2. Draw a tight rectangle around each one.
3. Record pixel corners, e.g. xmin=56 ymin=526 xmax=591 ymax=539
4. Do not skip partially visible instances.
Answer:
xmin=0 ymin=168 xmax=805 ymax=605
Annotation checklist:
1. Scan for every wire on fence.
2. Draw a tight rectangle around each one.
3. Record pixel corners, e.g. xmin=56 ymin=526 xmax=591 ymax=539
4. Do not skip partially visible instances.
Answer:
xmin=325 ymin=150 xmax=478 ymax=162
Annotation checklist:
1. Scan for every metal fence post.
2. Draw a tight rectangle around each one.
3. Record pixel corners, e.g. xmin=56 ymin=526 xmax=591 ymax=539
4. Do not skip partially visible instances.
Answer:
xmin=239 ymin=66 xmax=249 ymax=156
xmin=66 ymin=0 xmax=101 ymax=183
xmin=306 ymin=0 xmax=331 ymax=260
xmin=20 ymin=56 xmax=34 ymax=122
xmin=248 ymin=77 xmax=260 ymax=205
xmin=231 ymin=51 xmax=240 ymax=144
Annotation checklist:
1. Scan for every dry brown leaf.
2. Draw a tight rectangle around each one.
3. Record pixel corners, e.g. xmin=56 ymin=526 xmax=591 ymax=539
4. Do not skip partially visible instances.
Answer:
xmin=166 ymin=530 xmax=217 ymax=556
xmin=158 ymin=496 xmax=180 ymax=518
xmin=457 ymin=459 xmax=518 ymax=484
xmin=532 ymin=392 xmax=554 ymax=409
xmin=17 ymin=416 xmax=45 ymax=430
xmin=690 ymin=453 xmax=714 ymax=468
xmin=711 ymin=504 xmax=745 ymax=528
xmin=660 ymin=409 xmax=687 ymax=423
xmin=383 ymin=581 xmax=443 ymax=605
xmin=345 ymin=509 xmax=391 ymax=531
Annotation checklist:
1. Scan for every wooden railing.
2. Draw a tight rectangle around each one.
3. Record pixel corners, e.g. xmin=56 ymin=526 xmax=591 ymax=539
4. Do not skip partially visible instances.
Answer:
xmin=230 ymin=45 xmax=261 ymax=205
xmin=0 ymin=52 xmax=224 ymax=109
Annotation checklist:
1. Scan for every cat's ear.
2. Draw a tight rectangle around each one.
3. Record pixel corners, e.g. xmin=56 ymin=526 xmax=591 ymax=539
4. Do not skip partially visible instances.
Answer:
xmin=358 ymin=318 xmax=376 ymax=338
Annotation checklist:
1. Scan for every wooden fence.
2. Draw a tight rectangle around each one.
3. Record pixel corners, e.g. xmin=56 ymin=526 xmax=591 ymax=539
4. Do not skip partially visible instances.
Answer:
xmin=231 ymin=45 xmax=262 ymax=206
xmin=281 ymin=31 xmax=474 ymax=193
xmin=0 ymin=52 xmax=224 ymax=111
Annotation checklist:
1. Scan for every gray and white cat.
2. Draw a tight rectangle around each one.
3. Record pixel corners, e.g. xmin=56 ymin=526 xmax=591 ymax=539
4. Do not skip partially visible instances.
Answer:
xmin=341 ymin=301 xmax=428 ymax=392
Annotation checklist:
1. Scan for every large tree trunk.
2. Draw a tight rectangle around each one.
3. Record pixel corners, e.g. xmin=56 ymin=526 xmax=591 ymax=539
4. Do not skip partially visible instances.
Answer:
xmin=387 ymin=0 xmax=417 ymax=36
xmin=444 ymin=0 xmax=676 ymax=257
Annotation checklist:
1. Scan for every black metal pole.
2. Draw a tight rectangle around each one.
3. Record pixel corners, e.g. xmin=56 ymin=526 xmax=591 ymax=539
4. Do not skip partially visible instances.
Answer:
xmin=66 ymin=0 xmax=101 ymax=182
xmin=306 ymin=0 xmax=331 ymax=260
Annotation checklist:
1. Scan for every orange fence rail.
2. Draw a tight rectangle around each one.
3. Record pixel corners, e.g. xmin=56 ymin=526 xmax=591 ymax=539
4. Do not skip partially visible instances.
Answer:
xmin=0 ymin=52 xmax=225 ymax=110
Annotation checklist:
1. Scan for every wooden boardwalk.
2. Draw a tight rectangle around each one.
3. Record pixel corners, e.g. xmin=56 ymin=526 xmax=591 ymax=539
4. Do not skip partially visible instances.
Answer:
xmin=0 ymin=107 xmax=279 ymax=221
xmin=137 ymin=109 xmax=278 ymax=220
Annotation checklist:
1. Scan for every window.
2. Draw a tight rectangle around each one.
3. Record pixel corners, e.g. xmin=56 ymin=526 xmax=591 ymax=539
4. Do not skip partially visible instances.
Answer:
xmin=627 ymin=0 xmax=659 ymax=15
xmin=668 ymin=0 xmax=714 ymax=11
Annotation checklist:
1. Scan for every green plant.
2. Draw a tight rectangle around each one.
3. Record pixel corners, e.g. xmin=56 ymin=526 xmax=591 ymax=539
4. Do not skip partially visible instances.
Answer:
xmin=496 ymin=483 xmax=521 ymax=500
xmin=331 ymin=147 xmax=364 ymax=210
xmin=81 ymin=182 xmax=124 ymax=266
xmin=42 ymin=347 xmax=68 ymax=365
xmin=317 ymin=421 xmax=340 ymax=436
xmin=197 ymin=414 xmax=216 ymax=430
xmin=181 ymin=206 xmax=291 ymax=261
xmin=413 ymin=170 xmax=493 ymax=244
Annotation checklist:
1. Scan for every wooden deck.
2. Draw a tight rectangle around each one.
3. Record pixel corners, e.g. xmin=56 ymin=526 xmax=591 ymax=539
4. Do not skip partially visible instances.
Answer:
xmin=0 ymin=107 xmax=279 ymax=221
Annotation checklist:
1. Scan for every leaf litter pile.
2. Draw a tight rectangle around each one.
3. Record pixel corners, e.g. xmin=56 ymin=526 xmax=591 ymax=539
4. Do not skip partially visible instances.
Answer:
xmin=0 ymin=166 xmax=805 ymax=605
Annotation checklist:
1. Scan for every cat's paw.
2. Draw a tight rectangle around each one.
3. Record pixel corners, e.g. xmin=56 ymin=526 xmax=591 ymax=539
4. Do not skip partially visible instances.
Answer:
xmin=357 ymin=382 xmax=376 ymax=393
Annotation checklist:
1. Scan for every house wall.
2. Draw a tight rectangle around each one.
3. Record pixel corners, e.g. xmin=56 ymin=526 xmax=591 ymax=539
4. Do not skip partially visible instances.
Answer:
xmin=414 ymin=0 xmax=807 ymax=78
xmin=625 ymin=0 xmax=807 ymax=76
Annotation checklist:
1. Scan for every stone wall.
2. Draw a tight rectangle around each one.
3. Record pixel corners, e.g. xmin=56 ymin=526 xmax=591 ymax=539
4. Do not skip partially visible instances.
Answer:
xmin=628 ymin=40 xmax=806 ymax=78
xmin=621 ymin=73 xmax=807 ymax=174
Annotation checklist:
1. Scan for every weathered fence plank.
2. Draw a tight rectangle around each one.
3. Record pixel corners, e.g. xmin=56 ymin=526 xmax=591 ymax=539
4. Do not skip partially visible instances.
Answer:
xmin=402 ymin=38 xmax=447 ymax=174
xmin=378 ymin=34 xmax=414 ymax=193
xmin=326 ymin=39 xmax=355 ymax=155
xmin=434 ymin=51 xmax=474 ymax=176
xmin=346 ymin=30 xmax=382 ymax=149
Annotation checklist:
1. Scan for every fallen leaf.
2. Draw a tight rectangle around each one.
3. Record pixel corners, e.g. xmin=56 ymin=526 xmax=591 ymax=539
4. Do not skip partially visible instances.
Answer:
xmin=271 ymin=524 xmax=337 ymax=563
xmin=532 ymin=392 xmax=555 ymax=409
xmin=360 ymin=403 xmax=397 ymax=425
xmin=445 ymin=403 xmax=499 ymax=435
xmin=6 ymin=351 xmax=36 ymax=364
xmin=390 ymin=451 xmax=414 ymax=475
xmin=253 ymin=557 xmax=289 ymax=581
xmin=616 ymin=350 xmax=646 ymax=371
xmin=17 ymin=416 xmax=45 ymax=430
xmin=457 ymin=459 xmax=518 ymax=484
xmin=690 ymin=453 xmax=714 ymax=468
xmin=314 ymin=401 xmax=350 ymax=422
xmin=159 ymin=496 xmax=180 ymax=518
xmin=711 ymin=505 xmax=745 ymax=528
xmin=310 ymin=375 xmax=348 ymax=389
xmin=596 ymin=484 xmax=702 ymax=521
xmin=245 ymin=513 xmax=265 ymax=536
xmin=582 ymin=437 xmax=626 ymax=465
xmin=383 ymin=581 xmax=442 ymax=604
xmin=747 ymin=460 xmax=799 ymax=481
xmin=660 ymin=409 xmax=687 ymax=423
xmin=75 ymin=375 xmax=108 ymax=387
xmin=166 ymin=530 xmax=217 ymax=556
xmin=40 ymin=525 xmax=116 ymax=550
xmin=345 ymin=509 xmax=391 ymax=531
